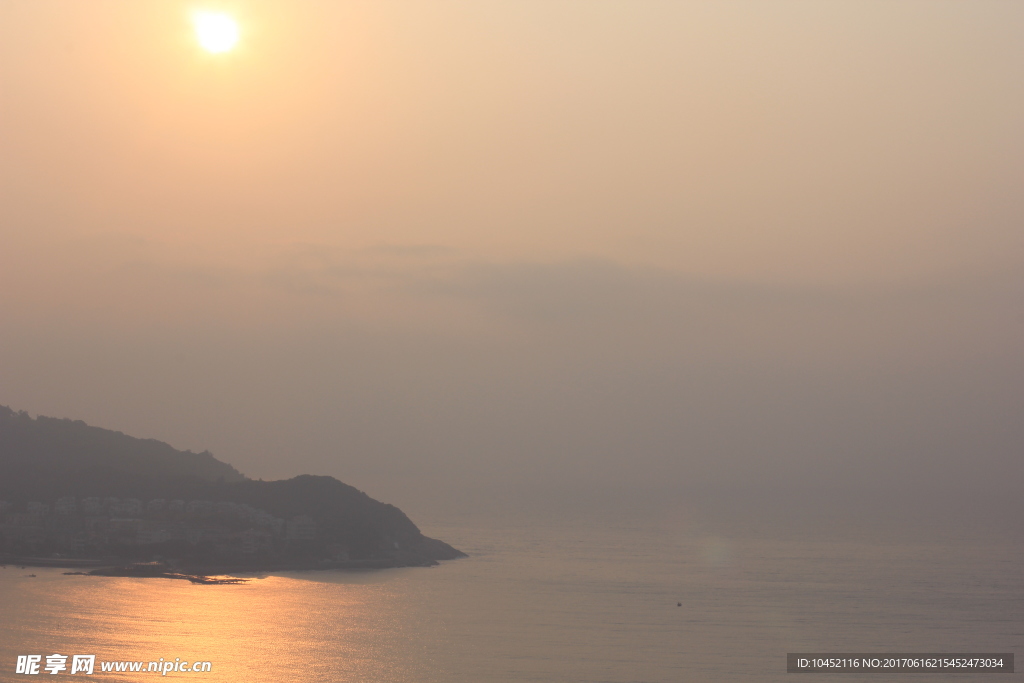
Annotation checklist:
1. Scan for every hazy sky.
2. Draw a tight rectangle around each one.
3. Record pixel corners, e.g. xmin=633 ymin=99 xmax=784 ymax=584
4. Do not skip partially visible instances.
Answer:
xmin=2 ymin=1 xmax=1022 ymax=506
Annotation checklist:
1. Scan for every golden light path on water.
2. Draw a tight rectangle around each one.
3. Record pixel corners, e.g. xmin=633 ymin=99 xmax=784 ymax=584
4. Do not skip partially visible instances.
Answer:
xmin=4 ymin=570 xmax=421 ymax=682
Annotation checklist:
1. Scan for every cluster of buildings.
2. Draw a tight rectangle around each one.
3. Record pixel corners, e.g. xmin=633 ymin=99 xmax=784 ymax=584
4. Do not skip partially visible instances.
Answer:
xmin=0 ymin=496 xmax=319 ymax=561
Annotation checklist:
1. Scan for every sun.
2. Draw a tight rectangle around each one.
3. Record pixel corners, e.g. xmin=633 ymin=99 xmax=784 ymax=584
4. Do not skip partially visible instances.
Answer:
xmin=192 ymin=11 xmax=239 ymax=53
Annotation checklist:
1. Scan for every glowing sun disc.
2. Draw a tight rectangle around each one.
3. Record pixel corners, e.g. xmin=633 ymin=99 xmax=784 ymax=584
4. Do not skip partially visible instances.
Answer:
xmin=193 ymin=11 xmax=239 ymax=53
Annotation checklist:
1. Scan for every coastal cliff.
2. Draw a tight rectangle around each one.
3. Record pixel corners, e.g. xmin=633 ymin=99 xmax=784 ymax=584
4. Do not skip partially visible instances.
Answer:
xmin=0 ymin=406 xmax=464 ymax=570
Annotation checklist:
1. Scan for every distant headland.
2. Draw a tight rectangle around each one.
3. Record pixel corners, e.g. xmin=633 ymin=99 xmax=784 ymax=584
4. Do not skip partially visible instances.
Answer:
xmin=0 ymin=406 xmax=465 ymax=576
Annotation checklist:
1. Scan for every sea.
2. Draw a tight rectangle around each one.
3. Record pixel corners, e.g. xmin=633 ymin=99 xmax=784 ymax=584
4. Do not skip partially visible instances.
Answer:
xmin=2 ymin=491 xmax=1021 ymax=682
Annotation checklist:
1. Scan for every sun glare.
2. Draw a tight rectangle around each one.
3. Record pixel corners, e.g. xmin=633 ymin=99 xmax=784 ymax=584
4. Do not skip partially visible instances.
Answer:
xmin=192 ymin=11 xmax=239 ymax=53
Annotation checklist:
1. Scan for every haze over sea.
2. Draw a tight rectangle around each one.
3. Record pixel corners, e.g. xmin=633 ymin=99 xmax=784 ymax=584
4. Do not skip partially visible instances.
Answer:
xmin=3 ymin=490 xmax=1020 ymax=682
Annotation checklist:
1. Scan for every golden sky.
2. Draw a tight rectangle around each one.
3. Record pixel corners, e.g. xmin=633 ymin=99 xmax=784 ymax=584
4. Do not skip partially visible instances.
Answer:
xmin=1 ymin=1 xmax=1021 ymax=501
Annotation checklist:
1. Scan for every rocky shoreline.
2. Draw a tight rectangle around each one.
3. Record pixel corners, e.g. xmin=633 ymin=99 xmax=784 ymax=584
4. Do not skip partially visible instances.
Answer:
xmin=61 ymin=568 xmax=247 ymax=585
xmin=4 ymin=555 xmax=451 ymax=583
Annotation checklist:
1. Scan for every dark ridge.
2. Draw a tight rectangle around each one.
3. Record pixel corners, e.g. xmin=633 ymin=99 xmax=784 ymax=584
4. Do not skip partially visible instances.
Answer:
xmin=0 ymin=405 xmax=244 ymax=496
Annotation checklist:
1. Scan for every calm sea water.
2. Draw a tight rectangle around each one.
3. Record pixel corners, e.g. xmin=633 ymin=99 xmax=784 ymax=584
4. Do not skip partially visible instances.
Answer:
xmin=2 ymin=501 xmax=1021 ymax=682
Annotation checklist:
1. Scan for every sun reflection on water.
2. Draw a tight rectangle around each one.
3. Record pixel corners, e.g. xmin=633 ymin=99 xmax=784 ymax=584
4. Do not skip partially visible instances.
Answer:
xmin=3 ymin=570 xmax=414 ymax=683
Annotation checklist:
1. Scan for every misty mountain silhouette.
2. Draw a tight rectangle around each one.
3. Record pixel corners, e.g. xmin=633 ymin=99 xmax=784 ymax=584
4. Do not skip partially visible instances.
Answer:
xmin=0 ymin=406 xmax=464 ymax=568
